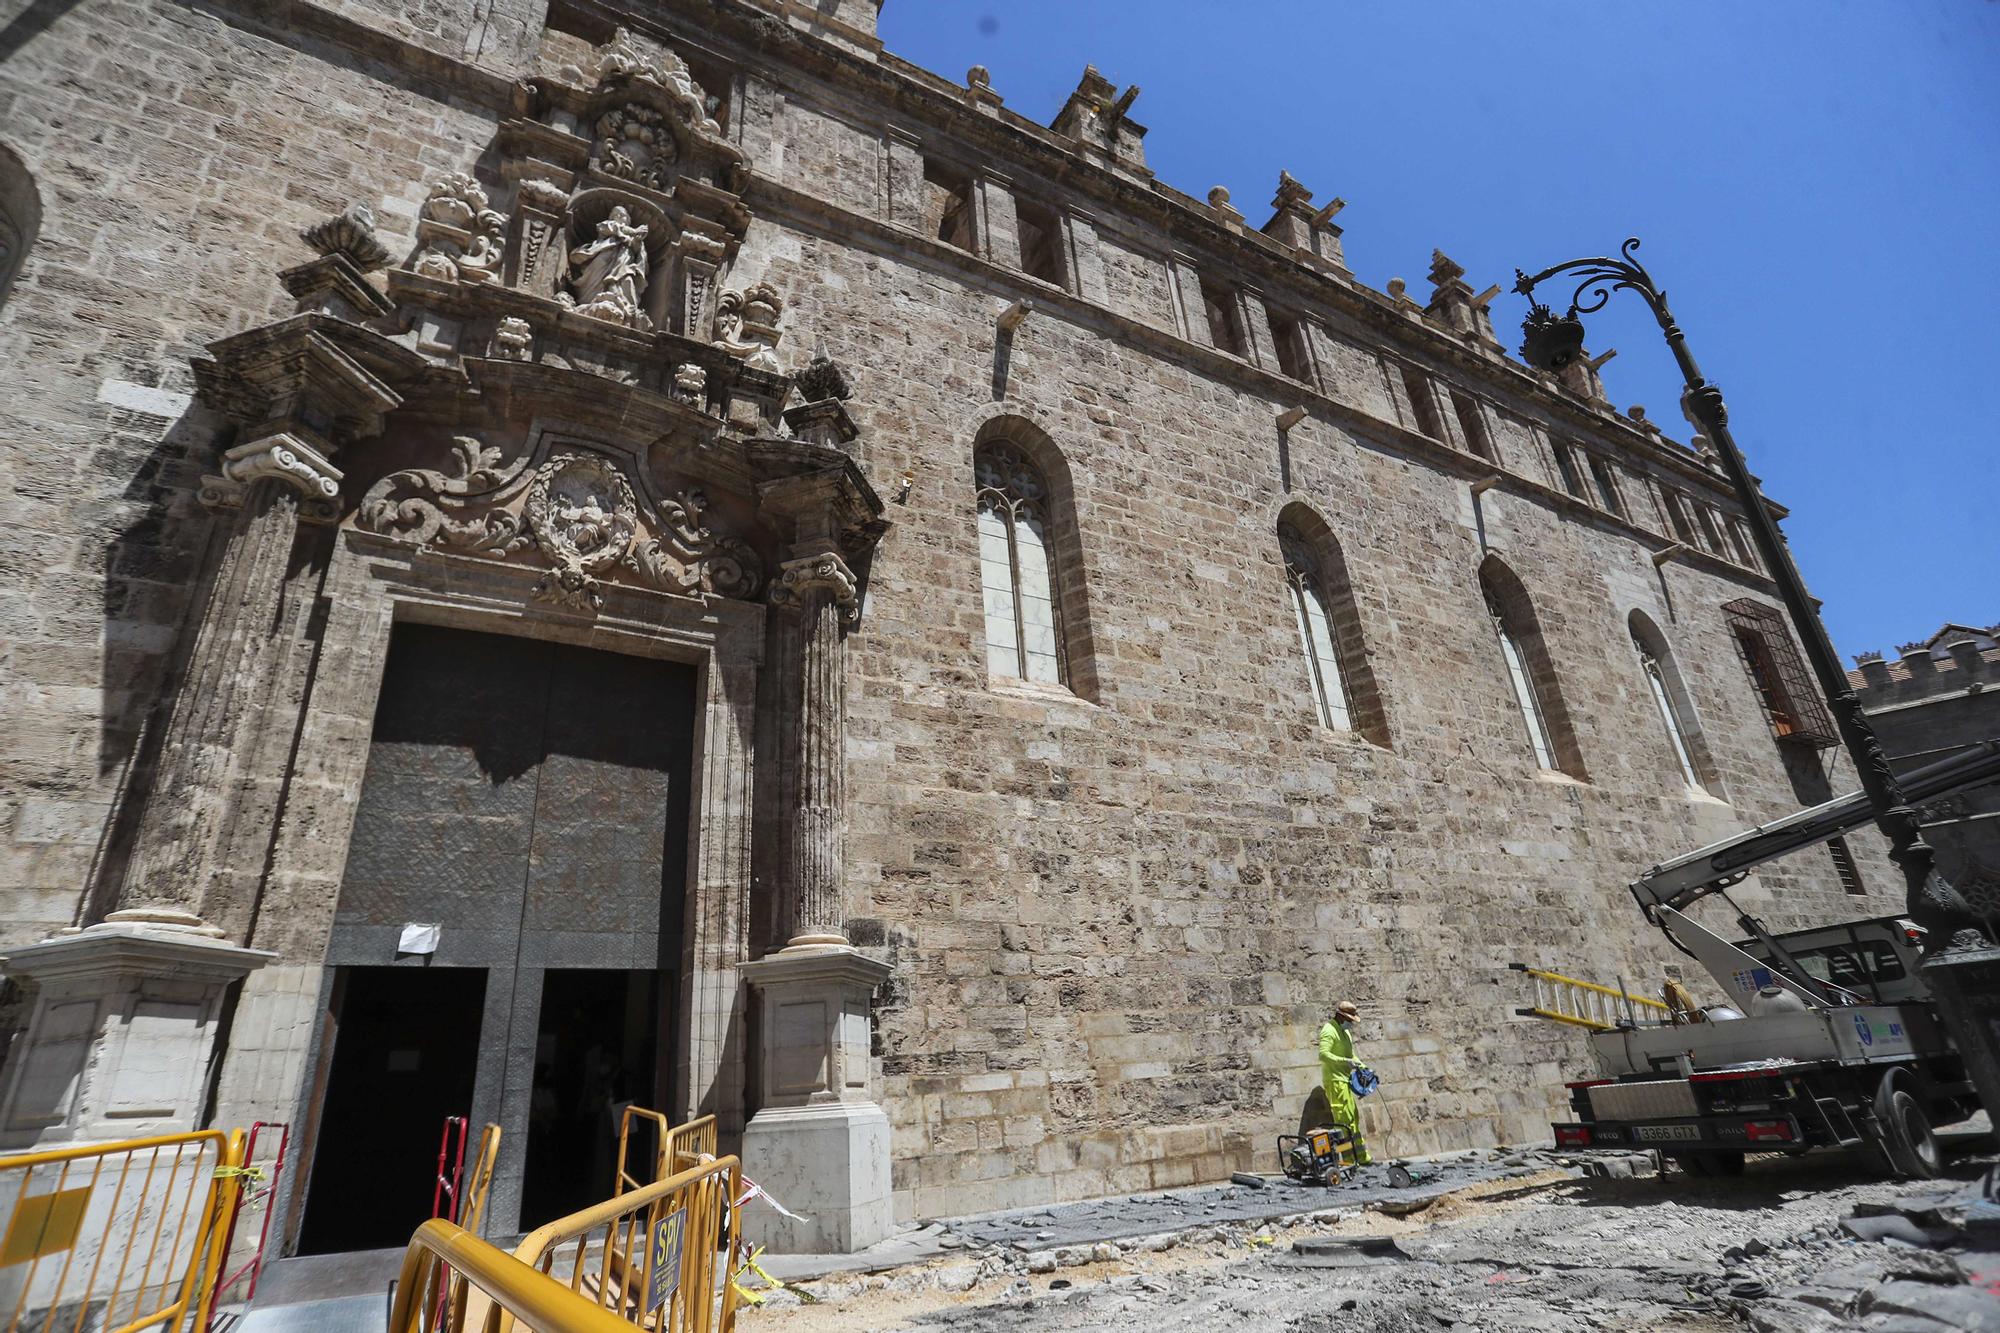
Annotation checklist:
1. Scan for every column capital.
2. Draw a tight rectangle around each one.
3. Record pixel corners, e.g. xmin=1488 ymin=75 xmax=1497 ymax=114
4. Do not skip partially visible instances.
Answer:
xmin=770 ymin=551 xmax=859 ymax=619
xmin=202 ymin=430 xmax=345 ymax=518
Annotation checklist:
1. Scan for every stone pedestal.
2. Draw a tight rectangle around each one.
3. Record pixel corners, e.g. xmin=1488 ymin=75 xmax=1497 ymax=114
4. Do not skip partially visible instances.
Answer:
xmin=738 ymin=947 xmax=893 ymax=1253
xmin=0 ymin=926 xmax=273 ymax=1150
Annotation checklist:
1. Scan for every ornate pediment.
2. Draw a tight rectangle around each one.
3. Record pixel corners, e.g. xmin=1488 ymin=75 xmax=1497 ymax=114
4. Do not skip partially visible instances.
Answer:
xmin=355 ymin=435 xmax=763 ymax=611
xmin=560 ymin=27 xmax=722 ymax=138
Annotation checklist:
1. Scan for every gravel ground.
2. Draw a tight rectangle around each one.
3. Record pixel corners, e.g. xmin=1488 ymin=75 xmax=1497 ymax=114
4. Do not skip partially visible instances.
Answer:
xmin=743 ymin=1146 xmax=2000 ymax=1332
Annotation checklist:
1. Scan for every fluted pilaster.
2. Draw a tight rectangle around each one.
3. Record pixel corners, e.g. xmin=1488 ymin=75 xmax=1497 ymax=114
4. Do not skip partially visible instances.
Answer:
xmin=770 ymin=552 xmax=858 ymax=950
xmin=109 ymin=470 xmax=313 ymax=934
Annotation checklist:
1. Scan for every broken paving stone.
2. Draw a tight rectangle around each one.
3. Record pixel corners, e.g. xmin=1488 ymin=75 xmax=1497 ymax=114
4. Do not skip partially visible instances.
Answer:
xmin=1090 ymin=1243 xmax=1119 ymax=1262
xmin=1840 ymin=1214 xmax=1958 ymax=1249
xmin=933 ymin=1264 xmax=980 ymax=1293
xmin=1026 ymin=1251 xmax=1057 ymax=1274
xmin=1856 ymin=1279 xmax=2000 ymax=1330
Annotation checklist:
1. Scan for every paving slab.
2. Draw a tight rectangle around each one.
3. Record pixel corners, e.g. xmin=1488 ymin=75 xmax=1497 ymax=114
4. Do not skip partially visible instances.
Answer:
xmin=935 ymin=1149 xmax=1562 ymax=1253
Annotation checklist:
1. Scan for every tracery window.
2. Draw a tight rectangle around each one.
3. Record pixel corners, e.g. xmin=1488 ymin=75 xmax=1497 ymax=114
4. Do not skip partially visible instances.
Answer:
xmin=1634 ymin=630 xmax=1702 ymax=789
xmin=1488 ymin=585 xmax=1557 ymax=770
xmin=1480 ymin=559 xmax=1584 ymax=777
xmin=1280 ymin=524 xmax=1352 ymax=730
xmin=975 ymin=442 xmax=1064 ymax=684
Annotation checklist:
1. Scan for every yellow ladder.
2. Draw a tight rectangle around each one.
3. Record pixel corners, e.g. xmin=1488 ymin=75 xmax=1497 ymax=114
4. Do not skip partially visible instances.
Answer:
xmin=1509 ymin=963 xmax=1670 ymax=1030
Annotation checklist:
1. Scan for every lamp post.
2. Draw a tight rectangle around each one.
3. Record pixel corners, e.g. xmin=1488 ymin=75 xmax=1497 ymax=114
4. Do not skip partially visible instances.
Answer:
xmin=1514 ymin=237 xmax=2000 ymax=1128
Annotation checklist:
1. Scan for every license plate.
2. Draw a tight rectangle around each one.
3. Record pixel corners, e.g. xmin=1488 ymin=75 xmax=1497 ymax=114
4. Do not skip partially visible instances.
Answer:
xmin=1634 ymin=1123 xmax=1701 ymax=1143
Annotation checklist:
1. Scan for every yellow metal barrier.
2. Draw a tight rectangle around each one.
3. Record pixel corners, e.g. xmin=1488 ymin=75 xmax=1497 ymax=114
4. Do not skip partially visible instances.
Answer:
xmin=390 ymin=1219 xmax=633 ymax=1333
xmin=509 ymin=1155 xmax=742 ymax=1333
xmin=613 ymin=1110 xmax=716 ymax=1194
xmin=0 ymin=1129 xmax=246 ymax=1333
xmin=459 ymin=1125 xmax=503 ymax=1240
xmin=1510 ymin=962 xmax=1671 ymax=1031
xmin=661 ymin=1117 xmax=715 ymax=1178
xmin=612 ymin=1109 xmax=668 ymax=1198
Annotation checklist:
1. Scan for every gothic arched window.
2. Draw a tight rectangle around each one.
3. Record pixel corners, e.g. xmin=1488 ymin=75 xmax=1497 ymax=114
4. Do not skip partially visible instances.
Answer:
xmin=1480 ymin=558 xmax=1585 ymax=777
xmin=0 ymin=145 xmax=39 ymax=314
xmin=975 ymin=442 xmax=1064 ymax=684
xmin=1281 ymin=524 xmax=1352 ymax=731
xmin=1635 ymin=631 xmax=1700 ymax=788
xmin=1629 ymin=611 xmax=1722 ymax=797
xmin=1273 ymin=508 xmax=1388 ymax=745
xmin=1487 ymin=584 xmax=1556 ymax=769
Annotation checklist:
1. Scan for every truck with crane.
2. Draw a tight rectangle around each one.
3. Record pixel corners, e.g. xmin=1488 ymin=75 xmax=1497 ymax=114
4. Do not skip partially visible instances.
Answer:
xmin=1537 ymin=740 xmax=2000 ymax=1179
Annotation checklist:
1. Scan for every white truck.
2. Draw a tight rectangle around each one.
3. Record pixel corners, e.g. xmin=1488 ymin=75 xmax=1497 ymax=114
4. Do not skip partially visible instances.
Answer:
xmin=1548 ymin=741 xmax=2000 ymax=1179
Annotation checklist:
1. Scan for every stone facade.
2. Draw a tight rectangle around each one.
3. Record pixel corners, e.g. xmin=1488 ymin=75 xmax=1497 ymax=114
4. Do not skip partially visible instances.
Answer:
xmin=1850 ymin=625 xmax=2000 ymax=908
xmin=0 ymin=0 xmax=1903 ymax=1240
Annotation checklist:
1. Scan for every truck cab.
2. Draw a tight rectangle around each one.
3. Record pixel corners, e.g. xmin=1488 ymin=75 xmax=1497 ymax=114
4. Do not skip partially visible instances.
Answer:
xmin=1734 ymin=916 xmax=1930 ymax=1007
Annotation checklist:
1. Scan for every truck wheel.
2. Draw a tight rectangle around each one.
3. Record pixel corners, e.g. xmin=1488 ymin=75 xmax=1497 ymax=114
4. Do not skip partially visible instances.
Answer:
xmin=1885 ymin=1090 xmax=1941 ymax=1179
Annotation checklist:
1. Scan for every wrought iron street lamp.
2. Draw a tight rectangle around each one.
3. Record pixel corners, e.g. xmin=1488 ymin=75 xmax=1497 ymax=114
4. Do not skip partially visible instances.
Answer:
xmin=1514 ymin=238 xmax=2000 ymax=1127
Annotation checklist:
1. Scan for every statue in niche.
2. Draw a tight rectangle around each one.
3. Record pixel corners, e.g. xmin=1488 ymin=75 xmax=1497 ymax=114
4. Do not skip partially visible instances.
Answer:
xmin=560 ymin=206 xmax=652 ymax=330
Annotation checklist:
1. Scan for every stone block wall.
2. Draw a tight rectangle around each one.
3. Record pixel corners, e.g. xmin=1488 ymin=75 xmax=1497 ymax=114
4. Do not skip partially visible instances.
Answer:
xmin=0 ymin=0 xmax=509 ymax=944
xmin=0 ymin=0 xmax=1904 ymax=1226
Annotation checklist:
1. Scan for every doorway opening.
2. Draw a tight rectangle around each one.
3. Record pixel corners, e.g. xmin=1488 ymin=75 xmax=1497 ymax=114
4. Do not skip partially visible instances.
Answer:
xmin=297 ymin=966 xmax=487 ymax=1255
xmin=521 ymin=969 xmax=661 ymax=1226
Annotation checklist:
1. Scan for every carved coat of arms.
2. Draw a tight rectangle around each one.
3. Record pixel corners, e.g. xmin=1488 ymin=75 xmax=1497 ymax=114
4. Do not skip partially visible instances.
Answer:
xmin=357 ymin=436 xmax=763 ymax=611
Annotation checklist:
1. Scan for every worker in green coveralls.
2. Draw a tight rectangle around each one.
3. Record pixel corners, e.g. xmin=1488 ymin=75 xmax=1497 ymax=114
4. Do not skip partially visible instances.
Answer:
xmin=1317 ymin=999 xmax=1373 ymax=1165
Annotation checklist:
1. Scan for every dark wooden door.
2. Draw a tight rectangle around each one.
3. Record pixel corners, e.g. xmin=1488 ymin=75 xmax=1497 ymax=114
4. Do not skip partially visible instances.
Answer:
xmin=310 ymin=622 xmax=696 ymax=1245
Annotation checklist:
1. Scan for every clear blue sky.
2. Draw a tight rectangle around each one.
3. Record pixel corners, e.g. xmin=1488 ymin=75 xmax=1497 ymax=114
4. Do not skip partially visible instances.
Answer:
xmin=878 ymin=1 xmax=1999 ymax=660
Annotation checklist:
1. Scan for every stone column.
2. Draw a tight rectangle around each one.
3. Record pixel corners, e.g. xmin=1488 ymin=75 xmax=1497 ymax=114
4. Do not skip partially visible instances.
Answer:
xmin=0 ymin=433 xmax=339 ymax=1148
xmin=739 ymin=549 xmax=893 ymax=1252
xmin=771 ymin=552 xmax=858 ymax=950
xmin=114 ymin=435 xmax=336 ymax=932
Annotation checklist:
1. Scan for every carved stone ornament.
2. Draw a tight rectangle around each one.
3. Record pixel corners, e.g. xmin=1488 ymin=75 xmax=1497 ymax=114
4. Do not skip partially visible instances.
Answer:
xmin=525 ymin=453 xmax=640 ymax=609
xmin=357 ymin=436 xmax=764 ymax=610
xmin=769 ymin=552 xmax=859 ymax=620
xmin=301 ymin=205 xmax=391 ymax=272
xmin=517 ymin=179 xmax=571 ymax=213
xmin=561 ymin=26 xmax=721 ymax=136
xmin=673 ymin=362 xmax=707 ymax=403
xmin=202 ymin=431 xmax=345 ymax=522
xmin=221 ymin=432 xmax=342 ymax=499
xmin=412 ymin=173 xmax=507 ymax=284
xmin=793 ymin=353 xmax=852 ymax=404
xmin=712 ymin=282 xmax=784 ymax=372
xmin=494 ymin=316 xmax=534 ymax=360
xmin=593 ymin=102 xmax=679 ymax=190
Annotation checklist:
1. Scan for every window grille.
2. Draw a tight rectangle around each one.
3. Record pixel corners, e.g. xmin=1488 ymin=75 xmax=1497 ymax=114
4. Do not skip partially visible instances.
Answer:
xmin=1723 ymin=599 xmax=1837 ymax=747
xmin=1828 ymin=837 xmax=1866 ymax=895
xmin=975 ymin=443 xmax=1064 ymax=684
xmin=1280 ymin=526 xmax=1352 ymax=730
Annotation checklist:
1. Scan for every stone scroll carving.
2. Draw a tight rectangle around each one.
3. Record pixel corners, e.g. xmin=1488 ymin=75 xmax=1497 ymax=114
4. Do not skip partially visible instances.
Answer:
xmin=593 ymin=103 xmax=678 ymax=190
xmin=711 ymin=283 xmax=783 ymax=371
xmin=561 ymin=26 xmax=722 ymax=136
xmin=412 ymin=173 xmax=507 ymax=284
xmin=357 ymin=436 xmax=763 ymax=610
